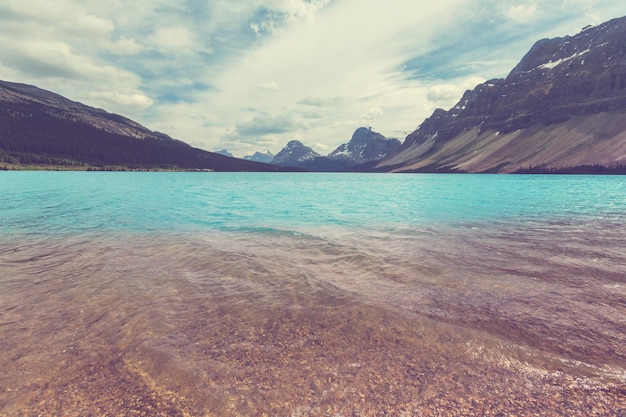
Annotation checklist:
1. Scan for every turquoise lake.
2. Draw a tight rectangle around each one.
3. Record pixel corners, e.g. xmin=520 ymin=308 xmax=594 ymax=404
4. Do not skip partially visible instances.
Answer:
xmin=2 ymin=172 xmax=625 ymax=235
xmin=1 ymin=172 xmax=625 ymax=416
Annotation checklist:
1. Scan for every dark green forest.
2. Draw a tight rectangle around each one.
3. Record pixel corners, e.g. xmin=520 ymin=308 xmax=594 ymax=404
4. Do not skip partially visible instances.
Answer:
xmin=514 ymin=164 xmax=626 ymax=175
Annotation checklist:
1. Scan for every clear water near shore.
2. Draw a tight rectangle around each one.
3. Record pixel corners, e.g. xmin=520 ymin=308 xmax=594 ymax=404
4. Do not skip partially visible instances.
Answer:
xmin=1 ymin=172 xmax=625 ymax=416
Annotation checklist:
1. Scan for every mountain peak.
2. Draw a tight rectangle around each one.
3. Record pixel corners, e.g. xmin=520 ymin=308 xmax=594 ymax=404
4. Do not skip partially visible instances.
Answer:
xmin=328 ymin=127 xmax=400 ymax=165
xmin=271 ymin=140 xmax=320 ymax=166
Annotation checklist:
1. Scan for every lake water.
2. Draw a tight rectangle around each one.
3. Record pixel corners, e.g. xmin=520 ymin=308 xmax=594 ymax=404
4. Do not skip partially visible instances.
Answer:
xmin=1 ymin=172 xmax=625 ymax=416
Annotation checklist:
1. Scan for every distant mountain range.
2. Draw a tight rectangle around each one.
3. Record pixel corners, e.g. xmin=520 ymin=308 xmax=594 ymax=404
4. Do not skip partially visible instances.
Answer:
xmin=244 ymin=150 xmax=275 ymax=163
xmin=215 ymin=149 xmax=234 ymax=158
xmin=269 ymin=127 xmax=401 ymax=171
xmin=2 ymin=15 xmax=626 ymax=173
xmin=0 ymin=81 xmax=290 ymax=171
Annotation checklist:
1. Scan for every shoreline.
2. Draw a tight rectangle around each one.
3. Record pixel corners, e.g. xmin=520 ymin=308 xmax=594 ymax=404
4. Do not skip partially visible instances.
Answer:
xmin=3 ymin=162 xmax=626 ymax=174
xmin=0 ymin=163 xmax=213 ymax=172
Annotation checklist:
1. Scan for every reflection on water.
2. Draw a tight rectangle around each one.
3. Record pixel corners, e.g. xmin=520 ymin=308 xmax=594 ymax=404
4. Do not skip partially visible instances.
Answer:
xmin=1 ymin=220 xmax=626 ymax=416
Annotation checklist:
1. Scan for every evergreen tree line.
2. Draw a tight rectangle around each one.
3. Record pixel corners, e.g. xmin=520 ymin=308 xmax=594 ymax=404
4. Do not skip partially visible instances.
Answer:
xmin=514 ymin=163 xmax=626 ymax=174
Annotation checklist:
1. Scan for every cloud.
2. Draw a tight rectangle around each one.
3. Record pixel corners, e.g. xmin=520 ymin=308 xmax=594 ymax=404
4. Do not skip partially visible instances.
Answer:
xmin=298 ymin=96 xmax=343 ymax=107
xmin=0 ymin=38 xmax=145 ymax=85
xmin=82 ymin=90 xmax=154 ymax=113
xmin=315 ymin=142 xmax=330 ymax=151
xmin=502 ymin=3 xmax=539 ymax=24
xmin=426 ymin=77 xmax=485 ymax=107
xmin=249 ymin=0 xmax=332 ymax=35
xmin=106 ymin=36 xmax=144 ymax=55
xmin=1 ymin=40 xmax=81 ymax=78
xmin=250 ymin=16 xmax=281 ymax=36
xmin=427 ymin=84 xmax=462 ymax=103
xmin=302 ymin=112 xmax=323 ymax=119
xmin=148 ymin=26 xmax=197 ymax=54
xmin=261 ymin=81 xmax=280 ymax=90
xmin=360 ymin=107 xmax=384 ymax=122
xmin=220 ymin=128 xmax=282 ymax=150
xmin=235 ymin=113 xmax=305 ymax=137
xmin=60 ymin=13 xmax=115 ymax=40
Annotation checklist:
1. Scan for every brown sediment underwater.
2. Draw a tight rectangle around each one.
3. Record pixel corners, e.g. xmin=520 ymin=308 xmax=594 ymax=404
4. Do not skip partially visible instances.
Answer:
xmin=1 ymin=220 xmax=625 ymax=416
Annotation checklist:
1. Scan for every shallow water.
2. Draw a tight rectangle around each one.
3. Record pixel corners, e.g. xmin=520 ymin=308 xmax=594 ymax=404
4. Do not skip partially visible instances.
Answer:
xmin=1 ymin=172 xmax=625 ymax=416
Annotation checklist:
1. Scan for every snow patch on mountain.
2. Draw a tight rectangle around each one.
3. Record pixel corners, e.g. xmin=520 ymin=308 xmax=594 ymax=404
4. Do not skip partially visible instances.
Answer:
xmin=539 ymin=48 xmax=591 ymax=69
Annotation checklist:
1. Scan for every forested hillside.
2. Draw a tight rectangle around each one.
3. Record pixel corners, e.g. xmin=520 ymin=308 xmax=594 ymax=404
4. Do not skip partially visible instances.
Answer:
xmin=0 ymin=80 xmax=287 ymax=171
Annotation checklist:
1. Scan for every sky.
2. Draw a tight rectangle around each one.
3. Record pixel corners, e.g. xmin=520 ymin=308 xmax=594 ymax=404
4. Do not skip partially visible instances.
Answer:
xmin=1 ymin=1 xmax=625 ymax=157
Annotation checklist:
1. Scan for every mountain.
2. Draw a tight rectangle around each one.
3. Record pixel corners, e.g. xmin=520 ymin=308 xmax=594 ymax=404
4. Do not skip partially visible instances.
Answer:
xmin=270 ymin=140 xmax=320 ymax=167
xmin=271 ymin=128 xmax=400 ymax=171
xmin=244 ymin=150 xmax=274 ymax=163
xmin=215 ymin=149 xmax=234 ymax=158
xmin=327 ymin=127 xmax=401 ymax=165
xmin=376 ymin=16 xmax=626 ymax=173
xmin=0 ymin=80 xmax=288 ymax=171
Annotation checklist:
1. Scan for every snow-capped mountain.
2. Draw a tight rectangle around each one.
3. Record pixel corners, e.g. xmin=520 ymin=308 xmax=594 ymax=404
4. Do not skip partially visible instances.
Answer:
xmin=327 ymin=127 xmax=401 ymax=165
xmin=376 ymin=15 xmax=626 ymax=173
xmin=270 ymin=140 xmax=320 ymax=167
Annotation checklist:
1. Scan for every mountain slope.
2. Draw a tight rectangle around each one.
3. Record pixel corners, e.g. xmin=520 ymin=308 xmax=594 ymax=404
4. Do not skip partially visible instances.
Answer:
xmin=0 ymin=80 xmax=285 ymax=171
xmin=376 ymin=16 xmax=626 ymax=173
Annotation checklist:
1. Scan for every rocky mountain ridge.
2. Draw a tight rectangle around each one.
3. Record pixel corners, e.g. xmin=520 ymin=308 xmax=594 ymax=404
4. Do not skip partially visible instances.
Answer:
xmin=376 ymin=16 xmax=626 ymax=173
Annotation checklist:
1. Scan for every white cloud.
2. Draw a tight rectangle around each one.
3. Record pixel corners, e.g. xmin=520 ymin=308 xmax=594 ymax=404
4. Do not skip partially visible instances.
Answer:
xmin=1 ymin=40 xmax=82 ymax=78
xmin=427 ymin=76 xmax=486 ymax=107
xmin=360 ymin=107 xmax=384 ymax=122
xmin=249 ymin=0 xmax=331 ymax=35
xmin=261 ymin=81 xmax=280 ymax=91
xmin=315 ymin=142 xmax=330 ymax=152
xmin=106 ymin=36 xmax=144 ymax=55
xmin=81 ymin=90 xmax=154 ymax=114
xmin=298 ymin=96 xmax=343 ymax=107
xmin=427 ymin=84 xmax=462 ymax=103
xmin=235 ymin=113 xmax=306 ymax=136
xmin=148 ymin=26 xmax=198 ymax=54
xmin=60 ymin=13 xmax=115 ymax=39
xmin=502 ymin=3 xmax=539 ymax=23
